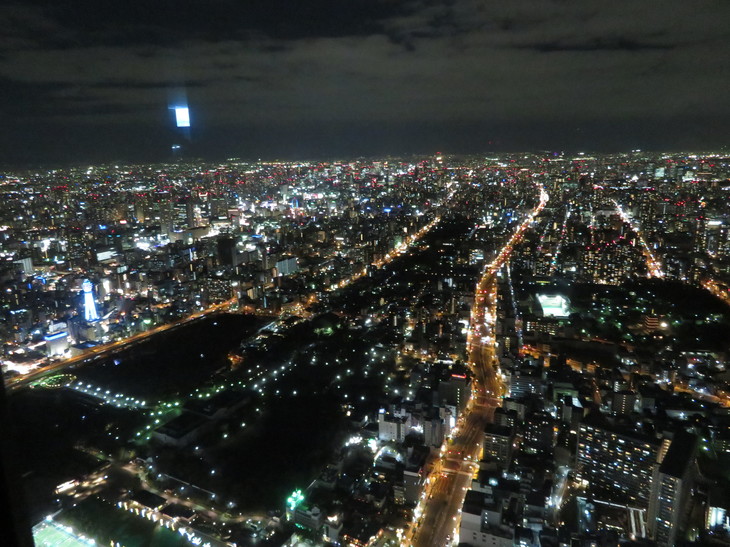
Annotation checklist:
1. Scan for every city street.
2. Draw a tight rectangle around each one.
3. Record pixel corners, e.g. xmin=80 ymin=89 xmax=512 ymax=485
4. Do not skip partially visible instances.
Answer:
xmin=408 ymin=187 xmax=548 ymax=547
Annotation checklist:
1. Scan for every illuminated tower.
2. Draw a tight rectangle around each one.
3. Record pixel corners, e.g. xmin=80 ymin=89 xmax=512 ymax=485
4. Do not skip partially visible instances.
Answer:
xmin=82 ymin=279 xmax=99 ymax=322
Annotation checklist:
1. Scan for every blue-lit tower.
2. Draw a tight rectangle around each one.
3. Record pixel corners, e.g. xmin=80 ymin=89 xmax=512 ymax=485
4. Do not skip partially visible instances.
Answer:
xmin=82 ymin=279 xmax=99 ymax=322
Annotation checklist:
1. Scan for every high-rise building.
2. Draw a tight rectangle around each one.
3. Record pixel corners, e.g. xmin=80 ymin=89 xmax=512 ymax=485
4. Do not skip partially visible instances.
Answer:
xmin=437 ymin=374 xmax=471 ymax=413
xmin=13 ymin=257 xmax=33 ymax=277
xmin=483 ymin=424 xmax=514 ymax=467
xmin=423 ymin=417 xmax=445 ymax=447
xmin=522 ymin=412 xmax=556 ymax=455
xmin=576 ymin=414 xmax=665 ymax=508
xmin=705 ymin=485 xmax=730 ymax=539
xmin=494 ymin=407 xmax=519 ymax=429
xmin=459 ymin=489 xmax=515 ymax=547
xmin=377 ymin=410 xmax=406 ymax=442
xmin=274 ymin=256 xmax=298 ymax=276
xmin=508 ymin=369 xmax=542 ymax=399
xmin=217 ymin=236 xmax=238 ymax=267
xmin=647 ymin=431 xmax=698 ymax=546
xmin=44 ymin=323 xmax=69 ymax=356
xmin=611 ymin=390 xmax=637 ymax=415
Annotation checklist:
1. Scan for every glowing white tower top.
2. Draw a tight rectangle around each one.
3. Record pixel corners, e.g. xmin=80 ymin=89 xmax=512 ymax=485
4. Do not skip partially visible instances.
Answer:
xmin=82 ymin=279 xmax=99 ymax=322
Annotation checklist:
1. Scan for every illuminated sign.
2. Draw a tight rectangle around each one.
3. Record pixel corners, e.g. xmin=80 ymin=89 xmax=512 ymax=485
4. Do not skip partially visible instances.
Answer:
xmin=175 ymin=107 xmax=190 ymax=128
xmin=287 ymin=489 xmax=304 ymax=511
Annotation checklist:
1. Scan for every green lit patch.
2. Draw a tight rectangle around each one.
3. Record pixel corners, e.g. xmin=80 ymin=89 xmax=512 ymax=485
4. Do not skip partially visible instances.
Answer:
xmin=31 ymin=373 xmax=76 ymax=389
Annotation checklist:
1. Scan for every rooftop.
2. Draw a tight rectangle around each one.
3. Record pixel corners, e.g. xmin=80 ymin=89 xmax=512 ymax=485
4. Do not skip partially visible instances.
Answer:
xmin=659 ymin=430 xmax=698 ymax=478
xmin=155 ymin=412 xmax=207 ymax=439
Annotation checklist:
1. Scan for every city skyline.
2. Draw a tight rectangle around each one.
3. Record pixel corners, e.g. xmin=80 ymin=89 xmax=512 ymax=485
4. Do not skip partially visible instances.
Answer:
xmin=2 ymin=1 xmax=730 ymax=545
xmin=2 ymin=153 xmax=730 ymax=547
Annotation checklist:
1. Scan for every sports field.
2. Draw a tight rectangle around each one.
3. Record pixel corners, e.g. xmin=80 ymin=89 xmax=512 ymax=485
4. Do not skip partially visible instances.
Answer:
xmin=33 ymin=519 xmax=97 ymax=547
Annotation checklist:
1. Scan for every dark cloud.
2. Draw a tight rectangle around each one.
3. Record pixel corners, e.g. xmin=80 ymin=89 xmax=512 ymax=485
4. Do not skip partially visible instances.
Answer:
xmin=88 ymin=80 xmax=207 ymax=90
xmin=519 ymin=38 xmax=676 ymax=53
xmin=0 ymin=77 xmax=71 ymax=116
xmin=5 ymin=0 xmax=410 ymax=49
xmin=0 ymin=0 xmax=729 ymax=164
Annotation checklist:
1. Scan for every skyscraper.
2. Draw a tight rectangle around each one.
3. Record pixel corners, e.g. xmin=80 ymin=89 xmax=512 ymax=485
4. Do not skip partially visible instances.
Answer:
xmin=647 ymin=431 xmax=698 ymax=546
xmin=82 ymin=279 xmax=99 ymax=322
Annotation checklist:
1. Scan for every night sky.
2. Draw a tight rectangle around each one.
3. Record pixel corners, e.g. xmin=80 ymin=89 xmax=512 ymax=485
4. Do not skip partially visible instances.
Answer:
xmin=1 ymin=0 xmax=729 ymax=164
